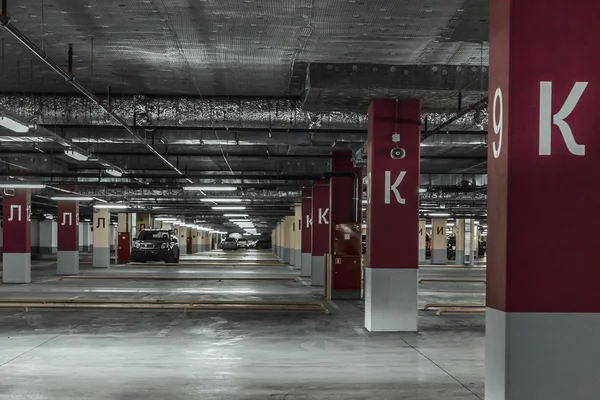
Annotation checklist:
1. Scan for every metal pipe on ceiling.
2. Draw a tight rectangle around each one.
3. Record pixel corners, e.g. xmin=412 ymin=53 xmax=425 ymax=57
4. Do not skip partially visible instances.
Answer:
xmin=0 ymin=93 xmax=490 ymax=132
xmin=0 ymin=15 xmax=189 ymax=183
xmin=423 ymin=96 xmax=489 ymax=140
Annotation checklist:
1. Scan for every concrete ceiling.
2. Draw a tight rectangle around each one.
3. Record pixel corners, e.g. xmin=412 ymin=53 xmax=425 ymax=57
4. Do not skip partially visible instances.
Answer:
xmin=0 ymin=0 xmax=490 ymax=232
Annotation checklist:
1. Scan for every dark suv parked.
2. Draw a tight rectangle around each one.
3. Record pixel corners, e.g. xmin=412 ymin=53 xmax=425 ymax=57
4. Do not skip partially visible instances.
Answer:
xmin=131 ymin=229 xmax=180 ymax=263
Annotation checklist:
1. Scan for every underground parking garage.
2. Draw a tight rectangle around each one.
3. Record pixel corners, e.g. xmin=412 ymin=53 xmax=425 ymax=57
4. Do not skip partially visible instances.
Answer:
xmin=0 ymin=1 xmax=598 ymax=399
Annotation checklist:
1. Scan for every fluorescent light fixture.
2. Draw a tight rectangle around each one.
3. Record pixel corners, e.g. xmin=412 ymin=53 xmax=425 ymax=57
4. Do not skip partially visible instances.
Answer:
xmin=93 ymin=204 xmax=129 ymax=209
xmin=212 ymin=206 xmax=246 ymax=210
xmin=426 ymin=224 xmax=432 ymax=228
xmin=428 ymin=213 xmax=451 ymax=217
xmin=184 ymin=186 xmax=237 ymax=191
xmin=105 ymin=168 xmax=123 ymax=177
xmin=200 ymin=198 xmax=243 ymax=203
xmin=0 ymin=183 xmax=45 ymax=189
xmin=362 ymin=199 xmax=367 ymax=204
xmin=0 ymin=116 xmax=30 ymax=133
xmin=419 ymin=188 xmax=428 ymax=193
xmin=362 ymin=207 xmax=366 ymax=211
xmin=50 ymin=196 xmax=94 ymax=201
xmin=155 ymin=217 xmax=178 ymax=221
xmin=223 ymin=214 xmax=249 ymax=217
xmin=475 ymin=221 xmax=481 ymax=225
xmin=447 ymin=223 xmax=456 ymax=227
xmin=64 ymin=149 xmax=89 ymax=161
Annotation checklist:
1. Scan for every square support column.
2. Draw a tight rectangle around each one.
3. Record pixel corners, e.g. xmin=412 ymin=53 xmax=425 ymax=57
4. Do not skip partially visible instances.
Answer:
xmin=178 ymin=226 xmax=188 ymax=255
xmin=487 ymin=1 xmax=600 ymax=398
xmin=329 ymin=150 xmax=362 ymax=299
xmin=57 ymin=201 xmax=79 ymax=275
xmin=293 ymin=203 xmax=302 ymax=270
xmin=430 ymin=218 xmax=447 ymax=265
xmin=364 ymin=99 xmax=420 ymax=332
xmin=455 ymin=219 xmax=465 ymax=265
xmin=39 ymin=219 xmax=57 ymax=254
xmin=300 ymin=188 xmax=313 ymax=277
xmin=92 ymin=209 xmax=110 ymax=268
xmin=2 ymin=190 xmax=31 ymax=283
xmin=311 ymin=181 xmax=330 ymax=286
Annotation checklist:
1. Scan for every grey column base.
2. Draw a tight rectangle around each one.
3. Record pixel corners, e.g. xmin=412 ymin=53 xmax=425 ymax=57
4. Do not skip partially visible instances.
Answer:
xmin=365 ymin=268 xmax=418 ymax=332
xmin=110 ymin=245 xmax=115 ymax=252
xmin=89 ymin=245 xmax=93 ymax=252
xmin=455 ymin=250 xmax=465 ymax=265
xmin=293 ymin=249 xmax=302 ymax=270
xmin=418 ymin=249 xmax=426 ymax=263
xmin=93 ymin=247 xmax=111 ymax=268
xmin=332 ymin=289 xmax=361 ymax=300
xmin=301 ymin=253 xmax=312 ymax=277
xmin=283 ymin=247 xmax=291 ymax=263
xmin=30 ymin=246 xmax=40 ymax=255
xmin=2 ymin=253 xmax=32 ymax=283
xmin=57 ymin=251 xmax=80 ymax=275
xmin=431 ymin=249 xmax=447 ymax=265
xmin=81 ymin=245 xmax=90 ymax=253
xmin=289 ymin=248 xmax=295 ymax=266
xmin=39 ymin=246 xmax=57 ymax=255
xmin=311 ymin=255 xmax=325 ymax=286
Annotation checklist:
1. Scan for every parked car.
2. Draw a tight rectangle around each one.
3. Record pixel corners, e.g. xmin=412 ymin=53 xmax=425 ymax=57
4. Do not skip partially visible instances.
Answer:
xmin=221 ymin=237 xmax=238 ymax=251
xmin=237 ymin=238 xmax=249 ymax=249
xmin=248 ymin=240 xmax=257 ymax=249
xmin=131 ymin=229 xmax=179 ymax=263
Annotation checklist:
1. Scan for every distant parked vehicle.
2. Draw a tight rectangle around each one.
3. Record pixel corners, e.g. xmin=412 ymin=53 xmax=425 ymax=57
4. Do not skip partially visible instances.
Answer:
xmin=237 ymin=238 xmax=249 ymax=249
xmin=221 ymin=237 xmax=238 ymax=251
xmin=131 ymin=229 xmax=179 ymax=263
xmin=248 ymin=240 xmax=257 ymax=249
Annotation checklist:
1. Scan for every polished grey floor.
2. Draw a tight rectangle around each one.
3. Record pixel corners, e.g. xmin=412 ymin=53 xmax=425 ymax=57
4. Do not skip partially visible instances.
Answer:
xmin=0 ymin=250 xmax=485 ymax=399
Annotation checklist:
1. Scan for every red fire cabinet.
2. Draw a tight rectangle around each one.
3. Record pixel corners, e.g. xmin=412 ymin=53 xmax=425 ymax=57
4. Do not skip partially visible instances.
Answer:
xmin=117 ymin=232 xmax=131 ymax=264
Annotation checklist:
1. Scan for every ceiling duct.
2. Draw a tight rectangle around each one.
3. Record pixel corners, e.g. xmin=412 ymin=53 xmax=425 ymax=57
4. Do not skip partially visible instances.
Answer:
xmin=0 ymin=94 xmax=489 ymax=132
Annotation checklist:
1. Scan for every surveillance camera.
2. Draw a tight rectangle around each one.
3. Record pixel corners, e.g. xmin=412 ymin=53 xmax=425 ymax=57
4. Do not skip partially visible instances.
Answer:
xmin=390 ymin=148 xmax=406 ymax=159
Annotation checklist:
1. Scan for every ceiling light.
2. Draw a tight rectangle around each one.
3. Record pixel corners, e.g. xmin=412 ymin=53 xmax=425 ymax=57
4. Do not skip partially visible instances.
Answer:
xmin=105 ymin=168 xmax=123 ymax=177
xmin=50 ymin=196 xmax=94 ymax=201
xmin=184 ymin=186 xmax=237 ymax=191
xmin=200 ymin=198 xmax=243 ymax=203
xmin=155 ymin=217 xmax=178 ymax=221
xmin=0 ymin=183 xmax=45 ymax=189
xmin=426 ymin=224 xmax=432 ymax=228
xmin=0 ymin=116 xmax=30 ymax=133
xmin=419 ymin=188 xmax=428 ymax=193
xmin=93 ymin=204 xmax=129 ymax=209
xmin=212 ymin=206 xmax=246 ymax=210
xmin=447 ymin=223 xmax=456 ymax=227
xmin=362 ymin=199 xmax=367 ymax=204
xmin=224 ymin=214 xmax=249 ymax=217
xmin=428 ymin=213 xmax=451 ymax=217
xmin=64 ymin=149 xmax=89 ymax=161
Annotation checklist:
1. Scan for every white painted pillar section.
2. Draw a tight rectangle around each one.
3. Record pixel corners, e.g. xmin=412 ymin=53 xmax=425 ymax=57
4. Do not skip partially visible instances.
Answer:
xmin=39 ymin=219 xmax=57 ymax=255
xmin=179 ymin=226 xmax=188 ymax=255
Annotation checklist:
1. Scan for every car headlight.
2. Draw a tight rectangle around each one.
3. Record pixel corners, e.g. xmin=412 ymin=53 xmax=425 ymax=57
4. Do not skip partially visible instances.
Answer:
xmin=133 ymin=242 xmax=141 ymax=249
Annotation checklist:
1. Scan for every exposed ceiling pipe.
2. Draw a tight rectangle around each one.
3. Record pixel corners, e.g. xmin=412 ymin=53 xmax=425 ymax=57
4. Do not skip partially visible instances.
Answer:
xmin=0 ymin=14 xmax=191 ymax=183
xmin=0 ymin=93 xmax=489 ymax=132
xmin=423 ymin=96 xmax=489 ymax=141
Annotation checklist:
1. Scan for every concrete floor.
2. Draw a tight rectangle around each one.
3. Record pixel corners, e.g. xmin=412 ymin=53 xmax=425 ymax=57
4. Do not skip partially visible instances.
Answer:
xmin=0 ymin=250 xmax=485 ymax=399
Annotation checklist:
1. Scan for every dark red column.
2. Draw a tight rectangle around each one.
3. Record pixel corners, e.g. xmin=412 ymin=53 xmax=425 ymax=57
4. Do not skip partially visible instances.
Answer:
xmin=300 ymin=187 xmax=313 ymax=277
xmin=329 ymin=151 xmax=362 ymax=298
xmin=486 ymin=1 xmax=600 ymax=398
xmin=365 ymin=99 xmax=421 ymax=332
xmin=2 ymin=189 xmax=31 ymax=283
xmin=310 ymin=180 xmax=330 ymax=286
xmin=57 ymin=201 xmax=79 ymax=275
